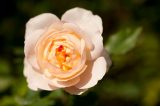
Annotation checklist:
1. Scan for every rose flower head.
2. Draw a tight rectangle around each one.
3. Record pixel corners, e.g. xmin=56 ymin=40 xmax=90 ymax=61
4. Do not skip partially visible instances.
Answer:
xmin=24 ymin=7 xmax=111 ymax=95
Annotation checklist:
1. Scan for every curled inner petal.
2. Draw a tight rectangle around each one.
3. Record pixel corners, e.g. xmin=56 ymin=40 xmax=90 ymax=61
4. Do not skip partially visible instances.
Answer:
xmin=35 ymin=30 xmax=86 ymax=80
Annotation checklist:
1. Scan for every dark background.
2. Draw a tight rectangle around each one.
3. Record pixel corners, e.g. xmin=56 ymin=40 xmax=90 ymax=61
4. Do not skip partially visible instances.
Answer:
xmin=0 ymin=0 xmax=160 ymax=106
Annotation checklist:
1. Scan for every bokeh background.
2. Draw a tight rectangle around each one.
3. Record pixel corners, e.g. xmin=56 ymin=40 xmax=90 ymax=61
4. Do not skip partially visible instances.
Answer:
xmin=0 ymin=0 xmax=160 ymax=106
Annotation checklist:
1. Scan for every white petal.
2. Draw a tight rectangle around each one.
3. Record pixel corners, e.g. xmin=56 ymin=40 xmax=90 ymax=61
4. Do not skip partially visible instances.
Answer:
xmin=64 ymin=86 xmax=87 ymax=95
xmin=25 ymin=13 xmax=60 ymax=39
xmin=75 ymin=57 xmax=107 ymax=89
xmin=24 ymin=59 xmax=58 ymax=90
xmin=62 ymin=7 xmax=103 ymax=60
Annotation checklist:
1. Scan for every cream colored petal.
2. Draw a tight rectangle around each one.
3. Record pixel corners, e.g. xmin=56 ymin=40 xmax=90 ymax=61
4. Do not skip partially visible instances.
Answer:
xmin=101 ymin=48 xmax=112 ymax=68
xmin=62 ymin=8 xmax=104 ymax=60
xmin=64 ymin=86 xmax=87 ymax=95
xmin=90 ymin=34 xmax=104 ymax=60
xmin=75 ymin=57 xmax=107 ymax=89
xmin=25 ymin=13 xmax=60 ymax=39
xmin=24 ymin=59 xmax=58 ymax=91
xmin=24 ymin=29 xmax=44 ymax=70
xmin=61 ymin=7 xmax=102 ymax=36
xmin=51 ymin=77 xmax=80 ymax=88
xmin=63 ymin=23 xmax=94 ymax=51
xmin=24 ymin=13 xmax=61 ymax=70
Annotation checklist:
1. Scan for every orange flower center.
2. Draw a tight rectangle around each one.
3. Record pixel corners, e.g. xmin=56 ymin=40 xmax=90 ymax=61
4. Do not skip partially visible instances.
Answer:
xmin=43 ymin=37 xmax=81 ymax=72
xmin=55 ymin=45 xmax=72 ymax=71
xmin=36 ymin=30 xmax=86 ymax=79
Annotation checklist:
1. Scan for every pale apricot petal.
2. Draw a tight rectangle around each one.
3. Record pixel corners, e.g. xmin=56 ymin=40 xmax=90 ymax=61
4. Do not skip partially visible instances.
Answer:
xmin=25 ymin=13 xmax=60 ymax=39
xmin=25 ymin=13 xmax=61 ymax=70
xmin=59 ymin=33 xmax=81 ymax=51
xmin=61 ymin=7 xmax=102 ymax=36
xmin=63 ymin=23 xmax=94 ymax=51
xmin=42 ymin=39 xmax=86 ymax=80
xmin=75 ymin=57 xmax=107 ymax=89
xmin=51 ymin=77 xmax=80 ymax=88
xmin=101 ymin=49 xmax=112 ymax=68
xmin=24 ymin=59 xmax=58 ymax=90
xmin=25 ymin=30 xmax=44 ymax=70
xmin=90 ymin=34 xmax=103 ymax=60
xmin=61 ymin=8 xmax=103 ymax=60
xmin=64 ymin=86 xmax=87 ymax=95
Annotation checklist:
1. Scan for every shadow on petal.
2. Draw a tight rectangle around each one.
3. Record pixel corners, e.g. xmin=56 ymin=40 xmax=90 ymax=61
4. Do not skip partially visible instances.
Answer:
xmin=76 ymin=56 xmax=107 ymax=89
xmin=64 ymin=86 xmax=87 ymax=95
xmin=75 ymin=61 xmax=93 ymax=89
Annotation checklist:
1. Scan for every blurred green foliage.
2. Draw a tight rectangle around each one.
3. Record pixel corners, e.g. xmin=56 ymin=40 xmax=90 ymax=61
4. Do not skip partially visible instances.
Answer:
xmin=106 ymin=27 xmax=142 ymax=54
xmin=0 ymin=0 xmax=160 ymax=106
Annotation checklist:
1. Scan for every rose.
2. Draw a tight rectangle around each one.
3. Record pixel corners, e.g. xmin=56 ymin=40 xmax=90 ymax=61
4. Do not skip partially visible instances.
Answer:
xmin=24 ymin=7 xmax=111 ymax=95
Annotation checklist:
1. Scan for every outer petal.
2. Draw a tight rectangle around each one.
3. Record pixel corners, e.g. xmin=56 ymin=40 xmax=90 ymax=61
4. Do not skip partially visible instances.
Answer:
xmin=24 ymin=59 xmax=58 ymax=90
xmin=62 ymin=7 xmax=103 ymax=60
xmin=64 ymin=86 xmax=87 ymax=95
xmin=51 ymin=77 xmax=80 ymax=88
xmin=24 ymin=13 xmax=60 ymax=69
xmin=61 ymin=7 xmax=102 ymax=35
xmin=90 ymin=34 xmax=103 ymax=60
xmin=25 ymin=13 xmax=60 ymax=39
xmin=75 ymin=56 xmax=108 ymax=89
xmin=25 ymin=29 xmax=44 ymax=70
xmin=101 ymin=49 xmax=112 ymax=67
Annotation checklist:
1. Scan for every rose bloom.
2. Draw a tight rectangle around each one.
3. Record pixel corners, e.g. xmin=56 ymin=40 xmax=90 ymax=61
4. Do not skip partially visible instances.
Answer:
xmin=24 ymin=7 xmax=111 ymax=95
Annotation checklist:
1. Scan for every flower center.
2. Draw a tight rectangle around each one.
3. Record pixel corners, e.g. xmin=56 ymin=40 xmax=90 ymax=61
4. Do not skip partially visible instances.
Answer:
xmin=43 ymin=37 xmax=81 ymax=72
xmin=36 ymin=31 xmax=86 ymax=79
xmin=55 ymin=45 xmax=72 ymax=71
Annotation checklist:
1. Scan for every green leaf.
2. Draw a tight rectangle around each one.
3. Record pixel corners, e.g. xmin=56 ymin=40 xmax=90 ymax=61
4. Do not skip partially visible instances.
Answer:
xmin=105 ymin=27 xmax=142 ymax=55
